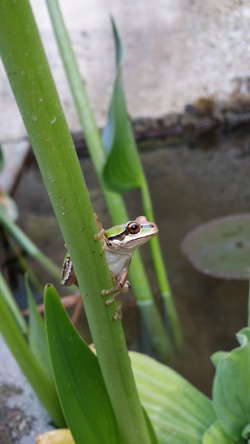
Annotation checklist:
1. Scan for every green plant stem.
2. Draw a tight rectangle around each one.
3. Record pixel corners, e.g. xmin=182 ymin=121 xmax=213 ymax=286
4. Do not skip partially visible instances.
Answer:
xmin=46 ymin=0 xmax=171 ymax=360
xmin=46 ymin=0 xmax=105 ymax=173
xmin=0 ymin=209 xmax=60 ymax=280
xmin=0 ymin=2 xmax=151 ymax=443
xmin=248 ymin=278 xmax=250 ymax=328
xmin=0 ymin=272 xmax=28 ymax=335
xmin=141 ymin=179 xmax=182 ymax=347
xmin=46 ymin=0 xmax=180 ymax=351
xmin=0 ymin=275 xmax=65 ymax=426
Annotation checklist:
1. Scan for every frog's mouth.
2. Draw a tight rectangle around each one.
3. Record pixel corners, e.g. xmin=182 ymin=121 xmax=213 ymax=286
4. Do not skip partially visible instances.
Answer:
xmin=116 ymin=229 xmax=158 ymax=250
xmin=127 ymin=230 xmax=158 ymax=247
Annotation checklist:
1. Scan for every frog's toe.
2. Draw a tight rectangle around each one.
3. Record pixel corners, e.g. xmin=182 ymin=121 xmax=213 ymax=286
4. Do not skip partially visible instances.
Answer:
xmin=120 ymin=280 xmax=131 ymax=293
xmin=105 ymin=296 xmax=115 ymax=305
xmin=113 ymin=301 xmax=123 ymax=321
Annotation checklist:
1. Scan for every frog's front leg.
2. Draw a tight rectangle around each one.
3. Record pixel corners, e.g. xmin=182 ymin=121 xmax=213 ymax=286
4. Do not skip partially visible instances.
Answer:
xmin=93 ymin=213 xmax=106 ymax=242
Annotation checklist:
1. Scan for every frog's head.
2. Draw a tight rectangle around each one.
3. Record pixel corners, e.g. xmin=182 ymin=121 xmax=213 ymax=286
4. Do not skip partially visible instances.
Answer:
xmin=105 ymin=216 xmax=158 ymax=252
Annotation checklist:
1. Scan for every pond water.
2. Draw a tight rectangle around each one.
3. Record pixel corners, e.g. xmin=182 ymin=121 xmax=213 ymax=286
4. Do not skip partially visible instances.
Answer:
xmin=11 ymin=120 xmax=250 ymax=397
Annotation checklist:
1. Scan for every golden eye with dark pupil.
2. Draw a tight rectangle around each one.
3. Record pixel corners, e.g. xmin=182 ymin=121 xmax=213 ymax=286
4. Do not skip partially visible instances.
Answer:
xmin=127 ymin=222 xmax=140 ymax=234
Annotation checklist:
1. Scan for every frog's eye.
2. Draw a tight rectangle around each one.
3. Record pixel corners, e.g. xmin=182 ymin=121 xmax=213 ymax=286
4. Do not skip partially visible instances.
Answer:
xmin=127 ymin=222 xmax=140 ymax=234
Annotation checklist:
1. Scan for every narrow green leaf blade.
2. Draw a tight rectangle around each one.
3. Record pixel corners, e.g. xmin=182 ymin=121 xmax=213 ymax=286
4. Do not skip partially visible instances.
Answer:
xmin=212 ymin=327 xmax=250 ymax=441
xmin=0 ymin=194 xmax=18 ymax=221
xmin=102 ymin=19 xmax=144 ymax=192
xmin=45 ymin=285 xmax=119 ymax=444
xmin=130 ymin=352 xmax=215 ymax=444
xmin=0 ymin=272 xmax=27 ymax=335
xmin=26 ymin=276 xmax=52 ymax=377
xmin=144 ymin=408 xmax=159 ymax=444
xmin=202 ymin=422 xmax=239 ymax=444
xmin=0 ymin=278 xmax=64 ymax=426
xmin=0 ymin=144 xmax=4 ymax=171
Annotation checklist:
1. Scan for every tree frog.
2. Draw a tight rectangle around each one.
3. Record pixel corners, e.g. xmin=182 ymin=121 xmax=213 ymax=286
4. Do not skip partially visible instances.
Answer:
xmin=61 ymin=216 xmax=158 ymax=318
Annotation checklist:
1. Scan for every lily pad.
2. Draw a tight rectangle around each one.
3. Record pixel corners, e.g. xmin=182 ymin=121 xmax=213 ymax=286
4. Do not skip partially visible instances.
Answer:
xmin=181 ymin=214 xmax=250 ymax=279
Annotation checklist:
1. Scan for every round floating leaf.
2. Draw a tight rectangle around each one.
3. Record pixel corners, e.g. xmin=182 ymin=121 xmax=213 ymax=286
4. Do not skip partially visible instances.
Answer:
xmin=181 ymin=214 xmax=250 ymax=279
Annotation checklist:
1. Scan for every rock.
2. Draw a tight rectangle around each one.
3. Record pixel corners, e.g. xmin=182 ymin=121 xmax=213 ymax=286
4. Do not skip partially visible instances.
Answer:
xmin=0 ymin=337 xmax=53 ymax=444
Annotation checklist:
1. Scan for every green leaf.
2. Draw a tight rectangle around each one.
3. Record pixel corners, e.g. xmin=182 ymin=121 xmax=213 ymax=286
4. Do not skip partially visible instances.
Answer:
xmin=202 ymin=422 xmax=239 ymax=444
xmin=212 ymin=327 xmax=250 ymax=440
xmin=0 ymin=277 xmax=64 ymax=426
xmin=0 ymin=272 xmax=27 ymax=335
xmin=130 ymin=352 xmax=215 ymax=444
xmin=0 ymin=144 xmax=4 ymax=171
xmin=0 ymin=193 xmax=18 ymax=221
xmin=143 ymin=408 xmax=159 ymax=444
xmin=45 ymin=285 xmax=120 ymax=444
xmin=102 ymin=18 xmax=144 ymax=192
xmin=181 ymin=215 xmax=250 ymax=279
xmin=211 ymin=351 xmax=229 ymax=367
xmin=25 ymin=276 xmax=52 ymax=377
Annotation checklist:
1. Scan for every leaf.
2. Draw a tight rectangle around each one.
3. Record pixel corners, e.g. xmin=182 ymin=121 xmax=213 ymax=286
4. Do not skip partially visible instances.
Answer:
xmin=130 ymin=352 xmax=215 ymax=444
xmin=202 ymin=422 xmax=239 ymax=444
xmin=102 ymin=18 xmax=144 ymax=192
xmin=211 ymin=351 xmax=229 ymax=367
xmin=26 ymin=276 xmax=52 ymax=377
xmin=0 ymin=193 xmax=18 ymax=221
xmin=212 ymin=327 xmax=250 ymax=440
xmin=181 ymin=214 xmax=250 ymax=279
xmin=0 ymin=272 xmax=27 ymax=335
xmin=0 ymin=277 xmax=64 ymax=426
xmin=45 ymin=285 xmax=119 ymax=444
xmin=143 ymin=408 xmax=159 ymax=444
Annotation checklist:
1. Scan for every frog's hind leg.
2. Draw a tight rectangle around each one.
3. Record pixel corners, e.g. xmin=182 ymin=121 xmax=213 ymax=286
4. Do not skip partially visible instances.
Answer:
xmin=61 ymin=255 xmax=78 ymax=286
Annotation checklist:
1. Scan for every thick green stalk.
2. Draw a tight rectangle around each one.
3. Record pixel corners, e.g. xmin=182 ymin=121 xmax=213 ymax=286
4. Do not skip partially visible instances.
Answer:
xmin=45 ymin=0 xmax=181 ymax=351
xmin=46 ymin=0 xmax=171 ymax=359
xmin=0 ymin=272 xmax=28 ymax=335
xmin=0 ymin=275 xmax=64 ymax=426
xmin=141 ymin=179 xmax=182 ymax=347
xmin=0 ymin=209 xmax=60 ymax=280
xmin=248 ymin=279 xmax=250 ymax=328
xmin=0 ymin=2 xmax=151 ymax=443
